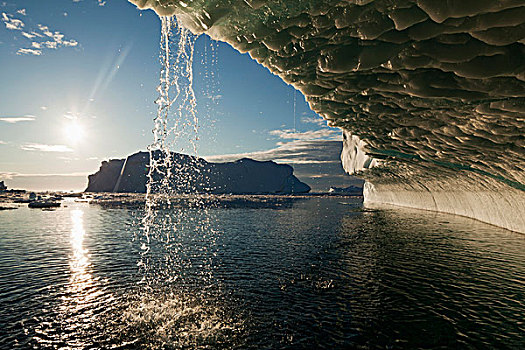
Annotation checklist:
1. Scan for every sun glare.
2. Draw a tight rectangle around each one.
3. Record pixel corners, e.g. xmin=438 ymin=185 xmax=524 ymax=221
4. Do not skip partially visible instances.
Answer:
xmin=64 ymin=120 xmax=85 ymax=144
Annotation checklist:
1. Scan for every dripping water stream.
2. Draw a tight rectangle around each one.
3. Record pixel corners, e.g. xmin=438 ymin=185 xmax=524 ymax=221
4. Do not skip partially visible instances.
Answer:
xmin=145 ymin=16 xmax=198 ymax=216
xmin=124 ymin=17 xmax=236 ymax=346
xmin=139 ymin=16 xmax=217 ymax=289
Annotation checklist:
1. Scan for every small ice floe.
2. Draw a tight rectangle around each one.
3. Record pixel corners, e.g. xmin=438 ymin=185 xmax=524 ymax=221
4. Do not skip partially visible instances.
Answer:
xmin=28 ymin=200 xmax=61 ymax=209
xmin=0 ymin=205 xmax=18 ymax=211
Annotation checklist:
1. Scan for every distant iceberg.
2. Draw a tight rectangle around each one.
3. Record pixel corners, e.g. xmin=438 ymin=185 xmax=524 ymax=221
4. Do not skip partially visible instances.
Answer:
xmin=86 ymin=151 xmax=310 ymax=195
xmin=129 ymin=0 xmax=525 ymax=232
xmin=328 ymin=185 xmax=363 ymax=196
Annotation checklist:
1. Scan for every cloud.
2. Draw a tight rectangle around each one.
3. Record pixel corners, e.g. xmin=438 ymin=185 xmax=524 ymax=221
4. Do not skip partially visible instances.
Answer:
xmin=1 ymin=12 xmax=24 ymax=30
xmin=72 ymin=1 xmax=106 ymax=7
xmin=21 ymin=143 xmax=73 ymax=152
xmin=21 ymin=31 xmax=35 ymax=39
xmin=3 ymin=10 xmax=79 ymax=56
xmin=206 ymin=140 xmax=343 ymax=165
xmin=0 ymin=115 xmax=36 ymax=123
xmin=0 ymin=172 xmax=17 ymax=180
xmin=301 ymin=116 xmax=326 ymax=126
xmin=17 ymin=48 xmax=42 ymax=55
xmin=0 ymin=140 xmax=7 ymax=144
xmin=21 ymin=31 xmax=43 ymax=39
xmin=207 ymin=125 xmax=342 ymax=165
xmin=0 ymin=171 xmax=89 ymax=191
xmin=269 ymin=128 xmax=340 ymax=141
xmin=0 ymin=171 xmax=89 ymax=179
xmin=37 ymin=24 xmax=78 ymax=48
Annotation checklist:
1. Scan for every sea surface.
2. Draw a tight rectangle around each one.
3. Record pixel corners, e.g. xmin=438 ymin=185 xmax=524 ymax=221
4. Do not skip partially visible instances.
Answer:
xmin=0 ymin=197 xmax=524 ymax=349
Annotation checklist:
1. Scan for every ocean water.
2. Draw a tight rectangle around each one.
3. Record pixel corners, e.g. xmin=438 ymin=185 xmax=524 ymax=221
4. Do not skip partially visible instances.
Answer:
xmin=0 ymin=197 xmax=523 ymax=349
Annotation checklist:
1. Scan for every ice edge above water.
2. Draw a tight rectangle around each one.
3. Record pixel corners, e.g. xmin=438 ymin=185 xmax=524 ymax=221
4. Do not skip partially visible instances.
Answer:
xmin=128 ymin=0 xmax=525 ymax=233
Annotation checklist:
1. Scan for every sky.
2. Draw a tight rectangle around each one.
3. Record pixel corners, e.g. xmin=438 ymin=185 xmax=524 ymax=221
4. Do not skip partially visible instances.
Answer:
xmin=0 ymin=0 xmax=359 ymax=192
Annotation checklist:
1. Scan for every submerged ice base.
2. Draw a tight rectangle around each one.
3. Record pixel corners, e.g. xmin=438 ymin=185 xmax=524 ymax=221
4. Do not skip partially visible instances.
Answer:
xmin=364 ymin=182 xmax=525 ymax=234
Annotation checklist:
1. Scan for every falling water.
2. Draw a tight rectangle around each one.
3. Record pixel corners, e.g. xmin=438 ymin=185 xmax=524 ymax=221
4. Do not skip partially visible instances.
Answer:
xmin=126 ymin=16 xmax=235 ymax=346
xmin=201 ymin=34 xmax=220 ymax=144
xmin=142 ymin=16 xmax=198 ymax=239
xmin=140 ymin=17 xmax=194 ymax=283
xmin=146 ymin=16 xmax=198 ymax=207
xmin=138 ymin=16 xmax=219 ymax=292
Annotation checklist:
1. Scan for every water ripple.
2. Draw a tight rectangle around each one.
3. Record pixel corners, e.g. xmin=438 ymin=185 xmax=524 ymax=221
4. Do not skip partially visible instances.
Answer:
xmin=0 ymin=198 xmax=524 ymax=349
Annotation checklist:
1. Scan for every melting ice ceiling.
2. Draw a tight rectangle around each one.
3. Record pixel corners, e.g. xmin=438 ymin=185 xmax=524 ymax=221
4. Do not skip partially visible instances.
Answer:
xmin=129 ymin=0 xmax=525 ymax=231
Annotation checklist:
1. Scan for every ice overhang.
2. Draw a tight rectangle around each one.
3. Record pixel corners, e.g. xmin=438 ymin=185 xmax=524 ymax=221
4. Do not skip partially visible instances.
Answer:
xmin=129 ymin=0 xmax=525 ymax=189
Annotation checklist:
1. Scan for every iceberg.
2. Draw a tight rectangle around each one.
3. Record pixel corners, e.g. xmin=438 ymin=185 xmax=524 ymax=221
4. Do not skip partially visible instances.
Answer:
xmin=328 ymin=185 xmax=363 ymax=196
xmin=85 ymin=151 xmax=311 ymax=194
xmin=129 ymin=0 xmax=525 ymax=232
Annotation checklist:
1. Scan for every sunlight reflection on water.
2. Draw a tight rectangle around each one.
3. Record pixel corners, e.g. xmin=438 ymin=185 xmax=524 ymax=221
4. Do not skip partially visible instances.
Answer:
xmin=65 ymin=209 xmax=99 ymax=310
xmin=46 ymin=209 xmax=99 ymax=348
xmin=70 ymin=210 xmax=90 ymax=281
xmin=32 ymin=208 xmax=113 ymax=349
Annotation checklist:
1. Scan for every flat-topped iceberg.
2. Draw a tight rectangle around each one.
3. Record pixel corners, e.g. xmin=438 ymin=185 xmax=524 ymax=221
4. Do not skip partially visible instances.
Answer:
xmin=86 ymin=151 xmax=311 ymax=194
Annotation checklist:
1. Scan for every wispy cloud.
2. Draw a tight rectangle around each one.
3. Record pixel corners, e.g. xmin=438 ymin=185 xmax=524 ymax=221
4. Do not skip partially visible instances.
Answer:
xmin=0 ymin=141 xmax=7 ymax=145
xmin=207 ymin=126 xmax=342 ymax=165
xmin=206 ymin=140 xmax=343 ymax=165
xmin=72 ymin=0 xmax=106 ymax=6
xmin=21 ymin=31 xmax=41 ymax=39
xmin=36 ymin=24 xmax=78 ymax=48
xmin=1 ymin=12 xmax=24 ymax=30
xmin=3 ymin=10 xmax=79 ymax=56
xmin=0 ymin=172 xmax=18 ymax=180
xmin=21 ymin=143 xmax=73 ymax=152
xmin=0 ymin=171 xmax=89 ymax=179
xmin=269 ymin=128 xmax=340 ymax=141
xmin=301 ymin=116 xmax=326 ymax=126
xmin=0 ymin=171 xmax=90 ymax=191
xmin=0 ymin=115 xmax=36 ymax=123
xmin=17 ymin=48 xmax=42 ymax=56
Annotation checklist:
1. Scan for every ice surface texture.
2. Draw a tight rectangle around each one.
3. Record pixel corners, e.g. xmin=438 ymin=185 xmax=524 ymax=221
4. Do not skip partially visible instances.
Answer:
xmin=129 ymin=0 xmax=525 ymax=232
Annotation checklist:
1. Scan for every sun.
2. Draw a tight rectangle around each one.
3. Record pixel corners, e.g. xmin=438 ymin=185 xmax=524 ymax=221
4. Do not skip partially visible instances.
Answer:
xmin=63 ymin=120 xmax=85 ymax=145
